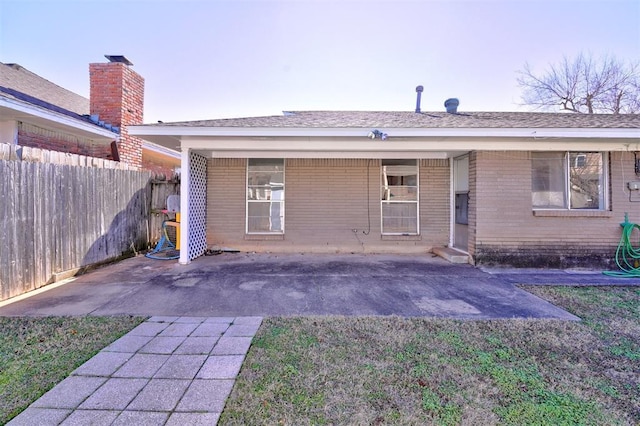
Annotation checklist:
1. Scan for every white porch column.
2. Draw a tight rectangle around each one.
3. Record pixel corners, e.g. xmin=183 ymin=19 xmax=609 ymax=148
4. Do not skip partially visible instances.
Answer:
xmin=179 ymin=147 xmax=191 ymax=265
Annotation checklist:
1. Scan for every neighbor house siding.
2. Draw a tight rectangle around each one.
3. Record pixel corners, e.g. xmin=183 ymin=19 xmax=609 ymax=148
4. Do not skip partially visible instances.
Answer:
xmin=473 ymin=150 xmax=637 ymax=267
xmin=206 ymin=158 xmax=450 ymax=253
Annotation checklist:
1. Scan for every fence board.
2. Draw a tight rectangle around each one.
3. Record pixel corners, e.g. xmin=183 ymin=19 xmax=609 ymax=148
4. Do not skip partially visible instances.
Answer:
xmin=0 ymin=153 xmax=176 ymax=301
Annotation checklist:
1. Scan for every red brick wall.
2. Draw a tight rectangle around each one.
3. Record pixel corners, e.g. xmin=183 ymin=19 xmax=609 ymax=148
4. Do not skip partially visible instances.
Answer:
xmin=17 ymin=122 xmax=110 ymax=158
xmin=89 ymin=62 xmax=145 ymax=169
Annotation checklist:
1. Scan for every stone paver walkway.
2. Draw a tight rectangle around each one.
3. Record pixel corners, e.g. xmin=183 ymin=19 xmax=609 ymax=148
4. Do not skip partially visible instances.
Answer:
xmin=8 ymin=316 xmax=262 ymax=426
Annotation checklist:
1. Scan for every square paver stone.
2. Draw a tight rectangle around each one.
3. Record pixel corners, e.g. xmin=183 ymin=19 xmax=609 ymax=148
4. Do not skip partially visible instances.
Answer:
xmin=60 ymin=409 xmax=119 ymax=426
xmin=158 ymin=322 xmax=200 ymax=337
xmin=204 ymin=317 xmax=235 ymax=324
xmin=196 ymin=355 xmax=245 ymax=379
xmin=31 ymin=376 xmax=107 ymax=409
xmin=225 ymin=324 xmax=260 ymax=337
xmin=103 ymin=335 xmax=154 ymax=353
xmin=233 ymin=316 xmax=263 ymax=326
xmin=175 ymin=316 xmax=209 ymax=323
xmin=154 ymin=354 xmax=208 ymax=379
xmin=73 ymin=351 xmax=132 ymax=376
xmin=148 ymin=316 xmax=180 ymax=323
xmin=113 ymin=353 xmax=169 ymax=378
xmin=211 ymin=336 xmax=253 ymax=355
xmin=191 ymin=322 xmax=229 ymax=337
xmin=6 ymin=408 xmax=71 ymax=426
xmin=79 ymin=378 xmax=148 ymax=410
xmin=139 ymin=336 xmax=185 ymax=354
xmin=127 ymin=321 xmax=170 ymax=336
xmin=175 ymin=379 xmax=234 ymax=412
xmin=112 ymin=411 xmax=169 ymax=426
xmin=165 ymin=412 xmax=221 ymax=425
xmin=174 ymin=336 xmax=219 ymax=354
xmin=127 ymin=379 xmax=191 ymax=411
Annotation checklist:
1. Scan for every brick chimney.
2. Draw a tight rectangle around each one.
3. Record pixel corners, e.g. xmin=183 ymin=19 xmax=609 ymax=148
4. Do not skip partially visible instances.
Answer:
xmin=89 ymin=55 xmax=144 ymax=168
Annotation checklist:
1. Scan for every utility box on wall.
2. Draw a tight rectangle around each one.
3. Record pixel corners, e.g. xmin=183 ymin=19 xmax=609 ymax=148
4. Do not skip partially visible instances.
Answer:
xmin=627 ymin=181 xmax=640 ymax=191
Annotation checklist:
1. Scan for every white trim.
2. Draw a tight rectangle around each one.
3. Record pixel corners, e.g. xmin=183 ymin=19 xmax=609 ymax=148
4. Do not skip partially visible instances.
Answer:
xmin=129 ymin=125 xmax=639 ymax=140
xmin=178 ymin=149 xmax=190 ymax=265
xmin=0 ymin=96 xmax=119 ymax=140
xmin=142 ymin=140 xmax=181 ymax=158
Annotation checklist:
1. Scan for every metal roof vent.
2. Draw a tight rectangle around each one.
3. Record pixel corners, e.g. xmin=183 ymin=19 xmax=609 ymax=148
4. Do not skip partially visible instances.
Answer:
xmin=415 ymin=85 xmax=424 ymax=113
xmin=444 ymin=98 xmax=459 ymax=114
xmin=104 ymin=55 xmax=133 ymax=66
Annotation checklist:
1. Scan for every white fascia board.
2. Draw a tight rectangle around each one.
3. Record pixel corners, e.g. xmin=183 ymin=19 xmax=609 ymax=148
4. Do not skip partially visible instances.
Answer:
xmin=180 ymin=137 xmax=640 ymax=153
xmin=129 ymin=125 xmax=639 ymax=139
xmin=142 ymin=141 xmax=181 ymax=159
xmin=0 ymin=96 xmax=118 ymax=140
xmin=202 ymin=150 xmax=450 ymax=159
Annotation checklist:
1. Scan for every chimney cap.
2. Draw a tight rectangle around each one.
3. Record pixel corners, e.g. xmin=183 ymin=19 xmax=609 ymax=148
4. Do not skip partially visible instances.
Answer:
xmin=416 ymin=85 xmax=423 ymax=93
xmin=104 ymin=55 xmax=133 ymax=66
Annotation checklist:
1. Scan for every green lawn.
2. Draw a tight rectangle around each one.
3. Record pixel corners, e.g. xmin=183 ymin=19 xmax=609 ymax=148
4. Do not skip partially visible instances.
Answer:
xmin=0 ymin=316 xmax=144 ymax=424
xmin=221 ymin=286 xmax=640 ymax=425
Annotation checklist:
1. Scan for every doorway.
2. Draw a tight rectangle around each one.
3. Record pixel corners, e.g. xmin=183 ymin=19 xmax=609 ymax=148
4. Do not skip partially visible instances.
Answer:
xmin=453 ymin=155 xmax=469 ymax=251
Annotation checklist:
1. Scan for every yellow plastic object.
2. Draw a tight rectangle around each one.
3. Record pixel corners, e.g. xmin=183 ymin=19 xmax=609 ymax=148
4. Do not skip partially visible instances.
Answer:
xmin=165 ymin=212 xmax=181 ymax=250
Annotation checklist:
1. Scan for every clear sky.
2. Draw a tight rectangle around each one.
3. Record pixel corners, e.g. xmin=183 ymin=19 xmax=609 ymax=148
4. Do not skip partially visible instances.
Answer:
xmin=1 ymin=0 xmax=639 ymax=123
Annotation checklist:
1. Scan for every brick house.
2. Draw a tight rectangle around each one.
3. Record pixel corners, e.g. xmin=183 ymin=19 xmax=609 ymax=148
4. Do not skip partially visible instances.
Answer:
xmin=0 ymin=56 xmax=179 ymax=177
xmin=129 ymin=96 xmax=640 ymax=267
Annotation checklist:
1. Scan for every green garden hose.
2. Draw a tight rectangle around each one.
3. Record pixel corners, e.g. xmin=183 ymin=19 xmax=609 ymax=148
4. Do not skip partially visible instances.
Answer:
xmin=603 ymin=213 xmax=640 ymax=277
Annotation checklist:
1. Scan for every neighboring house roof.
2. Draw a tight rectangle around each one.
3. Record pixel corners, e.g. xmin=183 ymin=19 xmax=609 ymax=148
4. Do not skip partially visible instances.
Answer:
xmin=0 ymin=62 xmax=89 ymax=115
xmin=0 ymin=62 xmax=118 ymax=140
xmin=141 ymin=110 xmax=640 ymax=129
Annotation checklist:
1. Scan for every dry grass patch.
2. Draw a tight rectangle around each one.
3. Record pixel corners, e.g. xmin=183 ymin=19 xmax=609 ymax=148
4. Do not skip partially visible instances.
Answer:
xmin=222 ymin=287 xmax=639 ymax=425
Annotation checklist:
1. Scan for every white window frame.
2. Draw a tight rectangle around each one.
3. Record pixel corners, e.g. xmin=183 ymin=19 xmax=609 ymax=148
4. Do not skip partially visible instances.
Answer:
xmin=381 ymin=159 xmax=420 ymax=235
xmin=246 ymin=159 xmax=285 ymax=234
xmin=532 ymin=151 xmax=609 ymax=211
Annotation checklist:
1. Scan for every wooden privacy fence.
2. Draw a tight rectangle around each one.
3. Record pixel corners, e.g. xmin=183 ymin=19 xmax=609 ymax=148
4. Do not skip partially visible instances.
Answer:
xmin=0 ymin=144 xmax=178 ymax=301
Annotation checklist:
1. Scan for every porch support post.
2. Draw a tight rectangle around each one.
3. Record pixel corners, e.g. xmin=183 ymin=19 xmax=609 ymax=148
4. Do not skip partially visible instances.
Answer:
xmin=179 ymin=147 xmax=190 ymax=265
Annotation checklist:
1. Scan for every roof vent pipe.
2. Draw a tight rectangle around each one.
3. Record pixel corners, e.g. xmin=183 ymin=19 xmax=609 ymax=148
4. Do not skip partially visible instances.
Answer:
xmin=415 ymin=85 xmax=423 ymax=113
xmin=444 ymin=98 xmax=459 ymax=114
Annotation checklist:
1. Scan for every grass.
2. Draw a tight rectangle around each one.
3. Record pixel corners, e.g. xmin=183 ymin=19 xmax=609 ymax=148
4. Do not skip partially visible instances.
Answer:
xmin=0 ymin=316 xmax=144 ymax=424
xmin=221 ymin=286 xmax=640 ymax=425
xmin=1 ymin=287 xmax=637 ymax=425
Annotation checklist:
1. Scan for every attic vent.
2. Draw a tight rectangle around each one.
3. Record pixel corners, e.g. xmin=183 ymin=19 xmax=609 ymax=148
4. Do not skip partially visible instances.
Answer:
xmin=104 ymin=55 xmax=133 ymax=66
xmin=444 ymin=98 xmax=459 ymax=114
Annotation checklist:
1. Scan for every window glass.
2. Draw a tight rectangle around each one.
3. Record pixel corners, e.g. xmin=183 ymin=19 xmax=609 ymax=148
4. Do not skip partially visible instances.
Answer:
xmin=247 ymin=159 xmax=284 ymax=233
xmin=532 ymin=152 xmax=606 ymax=210
xmin=381 ymin=160 xmax=418 ymax=234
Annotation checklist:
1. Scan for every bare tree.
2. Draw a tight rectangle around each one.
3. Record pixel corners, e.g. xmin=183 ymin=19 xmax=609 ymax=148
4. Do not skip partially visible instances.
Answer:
xmin=517 ymin=53 xmax=640 ymax=114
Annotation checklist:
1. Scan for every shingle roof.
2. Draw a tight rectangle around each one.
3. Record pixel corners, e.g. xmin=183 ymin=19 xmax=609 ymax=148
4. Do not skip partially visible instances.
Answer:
xmin=149 ymin=110 xmax=640 ymax=129
xmin=0 ymin=62 xmax=89 ymax=115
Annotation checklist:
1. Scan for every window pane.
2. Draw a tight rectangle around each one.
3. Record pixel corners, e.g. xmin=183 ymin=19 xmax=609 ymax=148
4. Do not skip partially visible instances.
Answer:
xmin=382 ymin=186 xmax=418 ymax=201
xmin=247 ymin=201 xmax=283 ymax=232
xmin=569 ymin=152 xmax=603 ymax=209
xmin=531 ymin=152 xmax=566 ymax=208
xmin=247 ymin=159 xmax=284 ymax=233
xmin=382 ymin=203 xmax=417 ymax=233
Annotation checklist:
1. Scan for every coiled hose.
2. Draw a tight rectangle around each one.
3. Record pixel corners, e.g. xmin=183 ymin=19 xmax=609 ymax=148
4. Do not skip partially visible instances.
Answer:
xmin=603 ymin=214 xmax=640 ymax=277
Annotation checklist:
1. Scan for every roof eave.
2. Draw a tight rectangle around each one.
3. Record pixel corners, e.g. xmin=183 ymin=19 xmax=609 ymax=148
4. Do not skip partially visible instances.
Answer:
xmin=0 ymin=96 xmax=119 ymax=142
xmin=128 ymin=125 xmax=640 ymax=140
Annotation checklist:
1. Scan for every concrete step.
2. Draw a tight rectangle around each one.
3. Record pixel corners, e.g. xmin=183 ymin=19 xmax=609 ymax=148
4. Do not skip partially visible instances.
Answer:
xmin=433 ymin=247 xmax=470 ymax=264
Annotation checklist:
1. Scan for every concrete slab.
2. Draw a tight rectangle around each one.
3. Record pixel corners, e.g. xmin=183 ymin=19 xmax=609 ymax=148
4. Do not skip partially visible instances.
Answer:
xmin=153 ymin=355 xmax=208 ymax=379
xmin=126 ymin=379 xmax=190 ymax=411
xmin=31 ymin=376 xmax=106 ymax=409
xmin=78 ymin=378 xmax=148 ymax=410
xmin=196 ymin=355 xmax=245 ymax=379
xmin=7 ymin=408 xmax=71 ymax=426
xmin=59 ymin=409 xmax=119 ymax=426
xmin=0 ymin=253 xmax=596 ymax=320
